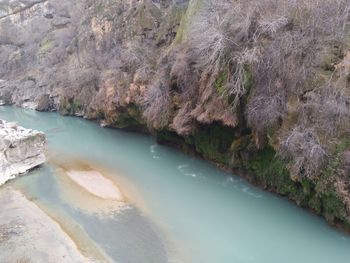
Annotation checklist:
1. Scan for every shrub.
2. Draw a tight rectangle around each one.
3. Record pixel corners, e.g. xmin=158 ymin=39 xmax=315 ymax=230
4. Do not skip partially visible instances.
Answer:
xmin=142 ymin=76 xmax=172 ymax=129
xmin=280 ymin=126 xmax=327 ymax=180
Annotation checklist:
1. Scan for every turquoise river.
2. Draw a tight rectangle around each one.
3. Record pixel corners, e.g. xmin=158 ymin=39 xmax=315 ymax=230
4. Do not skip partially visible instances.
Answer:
xmin=1 ymin=106 xmax=350 ymax=263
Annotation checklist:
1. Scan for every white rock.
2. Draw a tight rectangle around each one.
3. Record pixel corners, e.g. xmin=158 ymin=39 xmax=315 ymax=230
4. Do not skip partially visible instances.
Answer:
xmin=21 ymin=101 xmax=38 ymax=110
xmin=0 ymin=119 xmax=46 ymax=186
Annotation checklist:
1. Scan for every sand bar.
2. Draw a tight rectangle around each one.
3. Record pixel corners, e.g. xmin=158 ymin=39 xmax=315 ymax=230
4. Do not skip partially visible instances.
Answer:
xmin=66 ymin=170 xmax=124 ymax=201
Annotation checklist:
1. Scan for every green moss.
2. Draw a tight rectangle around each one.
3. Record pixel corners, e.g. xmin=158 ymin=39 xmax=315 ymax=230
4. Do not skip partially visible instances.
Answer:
xmin=244 ymin=146 xmax=301 ymax=196
xmin=157 ymin=130 xmax=180 ymax=143
xmin=71 ymin=101 xmax=82 ymax=113
xmin=215 ymin=72 xmax=227 ymax=96
xmin=58 ymin=97 xmax=83 ymax=116
xmin=230 ymin=135 xmax=250 ymax=152
xmin=115 ymin=116 xmax=140 ymax=129
xmin=323 ymin=138 xmax=350 ymax=180
xmin=266 ymin=126 xmax=276 ymax=138
xmin=156 ymin=130 xmax=194 ymax=154
xmin=39 ymin=39 xmax=55 ymax=55
xmin=215 ymin=65 xmax=253 ymax=105
xmin=320 ymin=45 xmax=344 ymax=72
xmin=300 ymin=178 xmax=313 ymax=195
xmin=112 ymin=105 xmax=146 ymax=130
xmin=309 ymin=195 xmax=322 ymax=213
xmin=156 ymin=5 xmax=187 ymax=45
xmin=312 ymin=138 xmax=350 ymax=225
xmin=245 ymin=146 xmax=278 ymax=175
xmin=243 ymin=66 xmax=253 ymax=92
xmin=187 ymin=124 xmax=236 ymax=166
xmin=321 ymin=190 xmax=348 ymax=221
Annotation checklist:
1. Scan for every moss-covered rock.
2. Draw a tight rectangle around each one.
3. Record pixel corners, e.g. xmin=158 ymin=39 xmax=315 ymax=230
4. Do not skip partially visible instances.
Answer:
xmin=186 ymin=123 xmax=236 ymax=166
xmin=111 ymin=105 xmax=147 ymax=132
xmin=173 ymin=0 xmax=204 ymax=44
xmin=58 ymin=97 xmax=84 ymax=116
xmin=39 ymin=38 xmax=55 ymax=55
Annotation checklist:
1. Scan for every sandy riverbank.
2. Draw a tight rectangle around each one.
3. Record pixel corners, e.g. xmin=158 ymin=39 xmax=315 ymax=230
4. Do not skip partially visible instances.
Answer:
xmin=0 ymin=187 xmax=97 ymax=263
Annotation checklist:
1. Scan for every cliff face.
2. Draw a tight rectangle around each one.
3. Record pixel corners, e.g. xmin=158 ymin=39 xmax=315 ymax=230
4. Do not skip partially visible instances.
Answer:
xmin=1 ymin=0 xmax=350 ymax=231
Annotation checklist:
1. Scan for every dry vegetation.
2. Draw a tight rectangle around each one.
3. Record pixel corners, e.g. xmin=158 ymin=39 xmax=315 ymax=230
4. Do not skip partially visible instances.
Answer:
xmin=280 ymin=126 xmax=327 ymax=180
xmin=140 ymin=0 xmax=350 ymax=180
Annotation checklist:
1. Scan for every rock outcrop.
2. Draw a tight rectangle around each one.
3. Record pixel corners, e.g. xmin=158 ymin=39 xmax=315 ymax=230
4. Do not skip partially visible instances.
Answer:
xmin=0 ymin=120 xmax=46 ymax=185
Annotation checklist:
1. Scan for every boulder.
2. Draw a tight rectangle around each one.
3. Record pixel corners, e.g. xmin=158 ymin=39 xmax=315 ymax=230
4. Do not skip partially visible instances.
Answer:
xmin=0 ymin=120 xmax=46 ymax=186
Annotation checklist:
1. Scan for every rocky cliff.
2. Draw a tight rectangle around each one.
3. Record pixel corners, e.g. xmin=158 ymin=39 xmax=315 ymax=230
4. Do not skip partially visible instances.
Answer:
xmin=1 ymin=0 xmax=350 ymax=231
xmin=0 ymin=120 xmax=46 ymax=185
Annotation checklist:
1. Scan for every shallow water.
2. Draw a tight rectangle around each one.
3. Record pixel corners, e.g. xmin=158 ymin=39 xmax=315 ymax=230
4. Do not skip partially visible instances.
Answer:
xmin=1 ymin=106 xmax=350 ymax=263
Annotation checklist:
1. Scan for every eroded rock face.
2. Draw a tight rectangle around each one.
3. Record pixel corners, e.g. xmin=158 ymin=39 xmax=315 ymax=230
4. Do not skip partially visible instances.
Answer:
xmin=0 ymin=0 xmax=193 ymax=122
xmin=0 ymin=120 xmax=46 ymax=185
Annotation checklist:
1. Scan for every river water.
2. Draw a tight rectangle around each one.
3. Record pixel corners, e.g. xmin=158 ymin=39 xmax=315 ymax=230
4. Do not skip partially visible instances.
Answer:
xmin=1 ymin=106 xmax=350 ymax=263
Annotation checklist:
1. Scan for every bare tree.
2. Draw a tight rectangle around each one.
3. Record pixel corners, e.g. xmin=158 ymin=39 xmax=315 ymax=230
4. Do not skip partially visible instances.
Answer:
xmin=280 ymin=126 xmax=327 ymax=180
